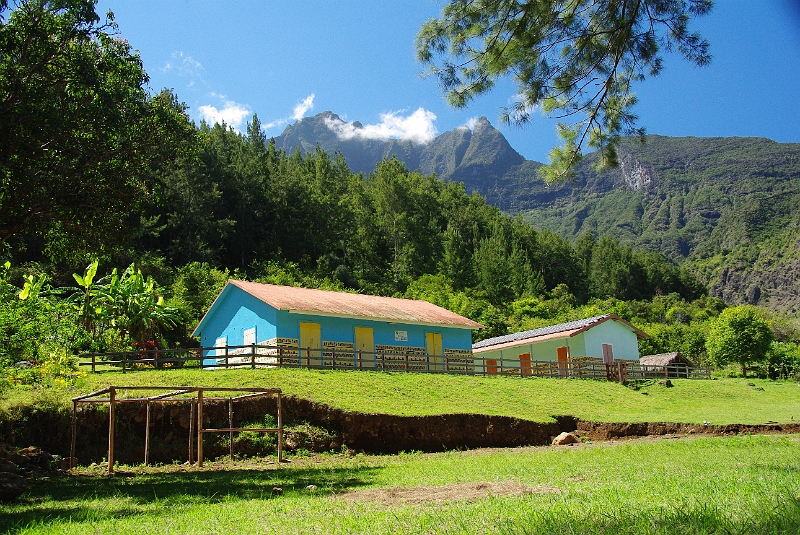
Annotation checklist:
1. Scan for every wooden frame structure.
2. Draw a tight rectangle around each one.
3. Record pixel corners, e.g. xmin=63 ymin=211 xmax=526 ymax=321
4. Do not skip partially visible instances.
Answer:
xmin=70 ymin=386 xmax=283 ymax=473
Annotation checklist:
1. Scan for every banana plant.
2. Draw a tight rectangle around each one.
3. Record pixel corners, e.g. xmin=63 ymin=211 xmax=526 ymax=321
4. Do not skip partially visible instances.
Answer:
xmin=71 ymin=260 xmax=102 ymax=331
xmin=94 ymin=264 xmax=180 ymax=345
xmin=18 ymin=273 xmax=47 ymax=300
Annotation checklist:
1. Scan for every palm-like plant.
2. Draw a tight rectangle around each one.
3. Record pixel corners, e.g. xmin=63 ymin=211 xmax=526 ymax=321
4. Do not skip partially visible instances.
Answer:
xmin=101 ymin=264 xmax=180 ymax=344
xmin=72 ymin=262 xmax=180 ymax=347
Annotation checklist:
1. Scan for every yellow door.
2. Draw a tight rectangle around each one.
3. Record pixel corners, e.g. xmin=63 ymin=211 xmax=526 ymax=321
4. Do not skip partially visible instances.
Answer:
xmin=426 ymin=332 xmax=443 ymax=371
xmin=299 ymin=322 xmax=321 ymax=366
xmin=354 ymin=327 xmax=374 ymax=368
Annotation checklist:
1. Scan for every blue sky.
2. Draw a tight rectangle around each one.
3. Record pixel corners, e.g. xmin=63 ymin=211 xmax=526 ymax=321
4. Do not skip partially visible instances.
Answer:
xmin=96 ymin=0 xmax=800 ymax=163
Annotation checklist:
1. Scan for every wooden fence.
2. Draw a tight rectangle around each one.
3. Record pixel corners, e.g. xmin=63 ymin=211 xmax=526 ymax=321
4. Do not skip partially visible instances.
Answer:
xmin=77 ymin=344 xmax=712 ymax=380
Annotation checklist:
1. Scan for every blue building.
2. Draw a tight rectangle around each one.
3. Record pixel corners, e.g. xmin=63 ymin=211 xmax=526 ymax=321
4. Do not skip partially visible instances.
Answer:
xmin=193 ymin=280 xmax=483 ymax=370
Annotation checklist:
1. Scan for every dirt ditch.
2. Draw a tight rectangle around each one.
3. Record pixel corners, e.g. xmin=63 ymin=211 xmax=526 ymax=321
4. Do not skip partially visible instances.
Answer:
xmin=2 ymin=395 xmax=799 ymax=465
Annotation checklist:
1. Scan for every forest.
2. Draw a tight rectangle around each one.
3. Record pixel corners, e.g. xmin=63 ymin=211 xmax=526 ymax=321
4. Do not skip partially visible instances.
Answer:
xmin=3 ymin=115 xmax=798 ymax=384
xmin=1 ymin=0 xmax=797 ymax=388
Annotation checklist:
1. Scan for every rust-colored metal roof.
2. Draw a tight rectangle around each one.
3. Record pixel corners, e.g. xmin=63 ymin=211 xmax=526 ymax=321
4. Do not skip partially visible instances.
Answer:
xmin=226 ymin=280 xmax=483 ymax=329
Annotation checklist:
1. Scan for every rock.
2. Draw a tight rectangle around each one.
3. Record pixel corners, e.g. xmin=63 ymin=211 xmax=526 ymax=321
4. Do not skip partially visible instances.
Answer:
xmin=57 ymin=457 xmax=75 ymax=470
xmin=0 ymin=460 xmax=17 ymax=474
xmin=552 ymin=432 xmax=581 ymax=446
xmin=0 ymin=472 xmax=28 ymax=503
xmin=7 ymin=454 xmax=27 ymax=466
xmin=179 ymin=413 xmax=191 ymax=428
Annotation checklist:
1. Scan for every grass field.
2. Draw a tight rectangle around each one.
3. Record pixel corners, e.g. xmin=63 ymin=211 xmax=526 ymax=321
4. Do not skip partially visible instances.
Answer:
xmin=2 ymin=434 xmax=799 ymax=534
xmin=3 ymin=368 xmax=799 ymax=425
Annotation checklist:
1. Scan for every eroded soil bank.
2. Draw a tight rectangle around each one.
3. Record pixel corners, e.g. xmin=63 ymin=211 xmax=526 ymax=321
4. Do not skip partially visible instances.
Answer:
xmin=3 ymin=395 xmax=798 ymax=464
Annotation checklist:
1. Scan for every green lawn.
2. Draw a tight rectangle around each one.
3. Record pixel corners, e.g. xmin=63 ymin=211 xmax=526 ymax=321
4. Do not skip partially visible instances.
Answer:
xmin=3 ymin=368 xmax=799 ymax=425
xmin=2 ymin=435 xmax=799 ymax=534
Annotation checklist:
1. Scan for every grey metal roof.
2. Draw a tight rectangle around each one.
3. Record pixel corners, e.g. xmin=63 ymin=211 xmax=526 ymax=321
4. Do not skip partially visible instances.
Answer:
xmin=473 ymin=315 xmax=614 ymax=349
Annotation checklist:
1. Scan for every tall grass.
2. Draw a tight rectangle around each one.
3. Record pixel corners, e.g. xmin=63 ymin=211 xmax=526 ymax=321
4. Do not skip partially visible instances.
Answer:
xmin=2 ymin=435 xmax=799 ymax=534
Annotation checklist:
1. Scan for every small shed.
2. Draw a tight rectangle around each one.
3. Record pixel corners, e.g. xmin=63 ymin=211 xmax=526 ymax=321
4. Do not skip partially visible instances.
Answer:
xmin=472 ymin=314 xmax=649 ymax=375
xmin=192 ymin=280 xmax=483 ymax=371
xmin=640 ymin=352 xmax=694 ymax=377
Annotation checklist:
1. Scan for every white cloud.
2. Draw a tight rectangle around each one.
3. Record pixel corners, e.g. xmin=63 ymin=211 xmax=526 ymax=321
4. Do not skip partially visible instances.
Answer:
xmin=464 ymin=117 xmax=479 ymax=131
xmin=292 ymin=94 xmax=315 ymax=121
xmin=161 ymin=51 xmax=204 ymax=79
xmin=262 ymin=94 xmax=316 ymax=131
xmin=262 ymin=119 xmax=286 ymax=130
xmin=198 ymin=101 xmax=251 ymax=131
xmin=324 ymin=108 xmax=438 ymax=144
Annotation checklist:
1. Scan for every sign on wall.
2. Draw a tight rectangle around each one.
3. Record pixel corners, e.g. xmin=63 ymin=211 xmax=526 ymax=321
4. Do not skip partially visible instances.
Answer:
xmin=394 ymin=330 xmax=408 ymax=342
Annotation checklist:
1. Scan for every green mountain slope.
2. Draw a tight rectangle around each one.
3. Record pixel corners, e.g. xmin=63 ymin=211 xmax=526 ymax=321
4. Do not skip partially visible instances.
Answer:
xmin=520 ymin=136 xmax=800 ymax=312
xmin=273 ymin=114 xmax=800 ymax=312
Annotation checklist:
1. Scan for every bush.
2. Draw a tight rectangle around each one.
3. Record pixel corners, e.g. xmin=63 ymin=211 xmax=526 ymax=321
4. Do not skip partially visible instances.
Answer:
xmin=765 ymin=341 xmax=800 ymax=381
xmin=0 ymin=344 xmax=85 ymax=387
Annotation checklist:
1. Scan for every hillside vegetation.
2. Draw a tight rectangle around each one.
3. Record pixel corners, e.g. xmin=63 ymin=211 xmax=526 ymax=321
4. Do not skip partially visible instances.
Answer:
xmin=520 ymin=136 xmax=800 ymax=312
xmin=4 ymin=122 xmax=800 ymax=389
xmin=2 ymin=0 xmax=799 ymax=388
xmin=272 ymin=114 xmax=800 ymax=311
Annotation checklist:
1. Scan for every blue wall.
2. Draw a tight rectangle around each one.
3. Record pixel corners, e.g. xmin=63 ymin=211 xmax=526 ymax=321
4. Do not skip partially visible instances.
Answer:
xmin=197 ymin=286 xmax=277 ymax=352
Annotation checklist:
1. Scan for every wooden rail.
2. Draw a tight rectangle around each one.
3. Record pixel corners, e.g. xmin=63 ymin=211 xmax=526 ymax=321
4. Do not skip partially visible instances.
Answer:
xmin=77 ymin=345 xmax=711 ymax=380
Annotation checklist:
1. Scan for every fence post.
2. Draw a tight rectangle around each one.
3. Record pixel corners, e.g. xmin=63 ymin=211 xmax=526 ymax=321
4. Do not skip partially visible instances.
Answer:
xmin=144 ymin=401 xmax=151 ymax=465
xmin=121 ymin=353 xmax=126 ymax=374
xmin=188 ymin=401 xmax=195 ymax=463
xmin=251 ymin=343 xmax=256 ymax=369
xmin=277 ymin=393 xmax=283 ymax=463
xmin=228 ymin=398 xmax=234 ymax=460
xmin=70 ymin=400 xmax=77 ymax=470
xmin=197 ymin=389 xmax=204 ymax=467
xmin=91 ymin=354 xmax=96 ymax=373
xmin=108 ymin=387 xmax=116 ymax=473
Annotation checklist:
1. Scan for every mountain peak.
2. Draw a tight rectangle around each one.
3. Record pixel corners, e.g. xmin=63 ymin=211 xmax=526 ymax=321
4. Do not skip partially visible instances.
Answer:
xmin=472 ymin=116 xmax=492 ymax=132
xmin=273 ymin=111 xmax=528 ymax=203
